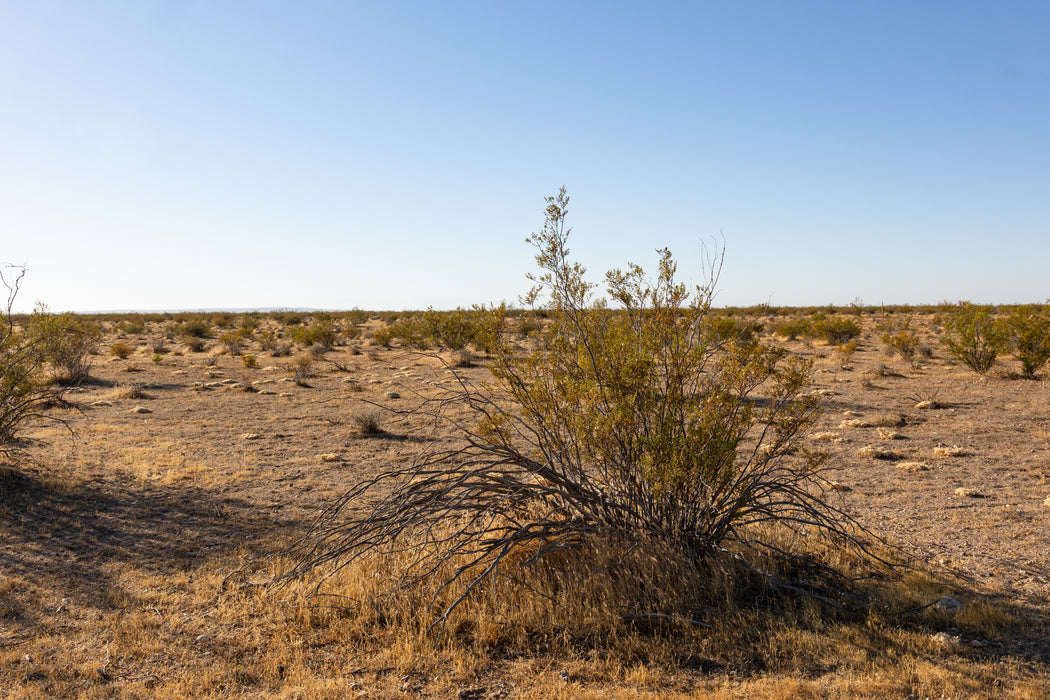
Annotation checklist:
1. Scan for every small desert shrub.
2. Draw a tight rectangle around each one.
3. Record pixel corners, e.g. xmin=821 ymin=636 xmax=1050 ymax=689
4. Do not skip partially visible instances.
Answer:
xmin=516 ymin=314 xmax=542 ymax=338
xmin=940 ymin=302 xmax=999 ymax=374
xmin=342 ymin=323 xmax=362 ymax=341
xmin=835 ymin=340 xmax=859 ymax=366
xmin=219 ymin=332 xmax=245 ymax=355
xmin=211 ymin=312 xmax=234 ymax=329
xmin=150 ymin=339 xmax=168 ymax=354
xmin=182 ymin=336 xmax=206 ymax=353
xmin=239 ymin=315 xmax=259 ymax=333
xmin=176 ymin=318 xmax=211 ymax=338
xmin=813 ymin=316 xmax=862 ymax=344
xmin=270 ymin=341 xmax=293 ymax=358
xmin=271 ymin=310 xmax=303 ymax=327
xmin=117 ymin=319 xmax=146 ymax=335
xmin=371 ymin=325 xmax=395 ymax=347
xmin=151 ymin=353 xmax=162 ymax=365
xmin=109 ymin=341 xmax=134 ymax=360
xmin=705 ymin=316 xmax=763 ymax=345
xmin=423 ymin=307 xmax=496 ymax=352
xmin=290 ymin=320 xmax=338 ymax=351
xmin=28 ymin=305 xmax=102 ymax=385
xmin=996 ymin=305 xmax=1050 ymax=378
xmin=773 ymin=317 xmax=813 ymax=341
xmin=881 ymin=319 xmax=921 ymax=364
xmin=290 ymin=354 xmax=313 ymax=385
xmin=257 ymin=330 xmax=278 ymax=352
xmin=242 ymin=354 xmax=257 ymax=369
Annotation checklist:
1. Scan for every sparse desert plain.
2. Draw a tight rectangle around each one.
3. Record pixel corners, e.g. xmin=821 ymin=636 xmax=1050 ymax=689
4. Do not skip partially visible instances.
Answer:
xmin=2 ymin=307 xmax=1049 ymax=698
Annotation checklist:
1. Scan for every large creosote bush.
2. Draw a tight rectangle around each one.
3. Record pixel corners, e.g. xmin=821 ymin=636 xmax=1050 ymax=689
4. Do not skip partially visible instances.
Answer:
xmin=283 ymin=189 xmax=875 ymax=634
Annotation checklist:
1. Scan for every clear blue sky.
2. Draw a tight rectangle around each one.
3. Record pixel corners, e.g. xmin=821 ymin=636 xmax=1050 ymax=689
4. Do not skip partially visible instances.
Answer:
xmin=2 ymin=1 xmax=1048 ymax=312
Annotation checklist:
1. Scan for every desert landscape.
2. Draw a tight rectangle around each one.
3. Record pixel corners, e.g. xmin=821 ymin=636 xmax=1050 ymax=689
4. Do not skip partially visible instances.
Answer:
xmin=2 ymin=303 xmax=1049 ymax=699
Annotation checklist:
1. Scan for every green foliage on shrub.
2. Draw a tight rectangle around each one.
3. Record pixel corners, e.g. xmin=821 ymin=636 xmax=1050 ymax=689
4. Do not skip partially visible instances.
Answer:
xmin=996 ymin=305 xmax=1050 ymax=378
xmin=773 ymin=316 xmax=813 ymax=341
xmin=28 ymin=305 xmax=102 ymax=385
xmin=812 ymin=315 xmax=862 ymax=344
xmin=705 ymin=315 xmax=764 ymax=345
xmin=109 ymin=341 xmax=134 ymax=360
xmin=1 ymin=267 xmax=54 ymax=449
xmin=175 ymin=318 xmax=211 ymax=338
xmin=288 ymin=189 xmax=873 ymax=628
xmin=879 ymin=318 xmax=921 ymax=364
xmin=940 ymin=302 xmax=1000 ymax=375
xmin=289 ymin=318 xmax=338 ymax=351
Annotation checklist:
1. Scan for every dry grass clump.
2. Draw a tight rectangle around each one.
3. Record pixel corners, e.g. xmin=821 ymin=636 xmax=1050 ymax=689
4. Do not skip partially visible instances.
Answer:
xmin=840 ymin=418 xmax=871 ymax=428
xmin=934 ymin=445 xmax=969 ymax=458
xmin=876 ymin=427 xmax=905 ymax=440
xmin=106 ymin=384 xmax=153 ymax=401
xmin=259 ymin=521 xmax=1033 ymax=699
xmin=350 ymin=409 xmax=383 ymax=435
xmin=859 ymin=445 xmax=898 ymax=460
xmin=897 ymin=461 xmax=931 ymax=472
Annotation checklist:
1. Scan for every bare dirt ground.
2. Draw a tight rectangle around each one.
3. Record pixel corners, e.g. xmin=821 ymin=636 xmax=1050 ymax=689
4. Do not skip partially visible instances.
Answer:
xmin=1 ymin=312 xmax=1049 ymax=698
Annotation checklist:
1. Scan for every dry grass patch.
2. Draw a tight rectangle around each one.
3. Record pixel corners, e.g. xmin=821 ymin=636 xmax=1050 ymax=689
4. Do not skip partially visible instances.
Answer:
xmin=859 ymin=445 xmax=898 ymax=460
xmin=897 ymin=461 xmax=931 ymax=472
xmin=934 ymin=445 xmax=970 ymax=458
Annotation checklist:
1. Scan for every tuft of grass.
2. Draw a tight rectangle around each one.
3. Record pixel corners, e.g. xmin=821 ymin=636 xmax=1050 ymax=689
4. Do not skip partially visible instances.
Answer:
xmin=350 ymin=409 xmax=383 ymax=435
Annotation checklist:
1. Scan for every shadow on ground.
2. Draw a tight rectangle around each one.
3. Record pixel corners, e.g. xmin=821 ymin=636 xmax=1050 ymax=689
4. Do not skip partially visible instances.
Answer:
xmin=0 ymin=462 xmax=295 ymax=620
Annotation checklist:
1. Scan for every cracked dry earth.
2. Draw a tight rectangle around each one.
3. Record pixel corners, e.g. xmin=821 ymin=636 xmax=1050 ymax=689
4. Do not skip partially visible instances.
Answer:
xmin=2 ymin=313 xmax=1049 ymax=696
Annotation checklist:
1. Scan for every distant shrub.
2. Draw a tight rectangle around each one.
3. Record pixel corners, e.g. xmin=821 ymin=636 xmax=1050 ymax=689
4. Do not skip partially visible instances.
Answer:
xmin=345 ymin=308 xmax=369 ymax=325
xmin=211 ymin=312 xmax=234 ymax=329
xmin=879 ymin=319 xmax=921 ymax=364
xmin=342 ymin=323 xmax=362 ymax=341
xmin=271 ymin=310 xmax=304 ymax=327
xmin=118 ymin=319 xmax=146 ymax=335
xmin=220 ymin=332 xmax=245 ymax=355
xmin=176 ymin=318 xmax=211 ymax=338
xmin=516 ymin=314 xmax=542 ymax=338
xmin=813 ymin=316 xmax=862 ymax=344
xmin=239 ymin=315 xmax=259 ymax=333
xmin=109 ymin=341 xmax=134 ymax=360
xmin=182 ymin=336 xmax=206 ymax=353
xmin=28 ymin=306 xmax=102 ymax=385
xmin=940 ymin=302 xmax=999 ymax=375
xmin=996 ymin=305 xmax=1050 ymax=378
xmin=290 ymin=354 xmax=313 ymax=386
xmin=704 ymin=316 xmax=763 ymax=345
xmin=371 ymin=325 xmax=394 ymax=347
xmin=290 ymin=319 xmax=337 ymax=351
xmin=773 ymin=317 xmax=812 ymax=341
xmin=242 ymin=354 xmax=257 ymax=369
